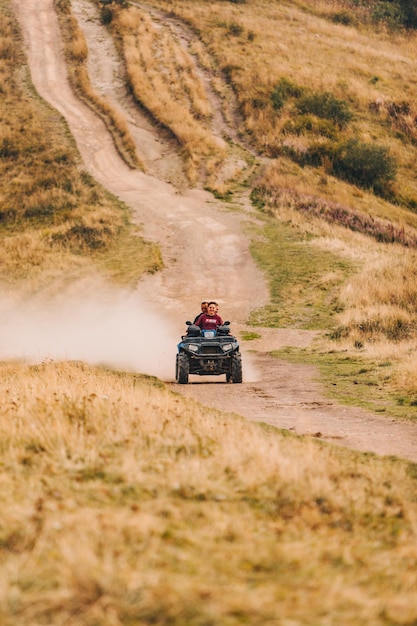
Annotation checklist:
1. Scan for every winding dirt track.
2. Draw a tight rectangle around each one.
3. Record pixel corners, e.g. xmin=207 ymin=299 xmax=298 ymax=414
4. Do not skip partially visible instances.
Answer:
xmin=14 ymin=0 xmax=417 ymax=462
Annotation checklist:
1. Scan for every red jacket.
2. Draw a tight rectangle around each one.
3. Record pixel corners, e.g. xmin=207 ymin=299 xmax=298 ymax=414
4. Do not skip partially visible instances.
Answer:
xmin=195 ymin=313 xmax=223 ymax=330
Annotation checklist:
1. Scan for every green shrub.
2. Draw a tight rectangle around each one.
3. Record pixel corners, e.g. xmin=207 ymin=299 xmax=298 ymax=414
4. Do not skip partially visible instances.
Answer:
xmin=271 ymin=77 xmax=303 ymax=110
xmin=400 ymin=0 xmax=417 ymax=28
xmin=296 ymin=91 xmax=353 ymax=129
xmin=372 ymin=2 xmax=404 ymax=28
xmin=302 ymin=141 xmax=334 ymax=168
xmin=222 ymin=64 xmax=241 ymax=83
xmin=52 ymin=223 xmax=109 ymax=252
xmin=282 ymin=115 xmax=337 ymax=138
xmin=332 ymin=138 xmax=397 ymax=195
xmin=228 ymin=22 xmax=244 ymax=36
xmin=369 ymin=0 xmax=417 ymax=29
xmin=99 ymin=7 xmax=113 ymax=25
xmin=331 ymin=11 xmax=355 ymax=26
xmin=251 ymin=97 xmax=267 ymax=109
xmin=284 ymin=137 xmax=397 ymax=197
xmin=271 ymin=91 xmax=284 ymax=111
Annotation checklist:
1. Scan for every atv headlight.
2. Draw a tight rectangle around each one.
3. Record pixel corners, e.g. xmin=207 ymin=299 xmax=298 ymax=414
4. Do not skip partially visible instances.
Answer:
xmin=222 ymin=343 xmax=233 ymax=352
xmin=188 ymin=344 xmax=199 ymax=352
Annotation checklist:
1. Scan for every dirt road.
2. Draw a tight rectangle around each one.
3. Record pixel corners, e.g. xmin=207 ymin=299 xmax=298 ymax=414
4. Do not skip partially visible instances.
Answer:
xmin=14 ymin=0 xmax=417 ymax=462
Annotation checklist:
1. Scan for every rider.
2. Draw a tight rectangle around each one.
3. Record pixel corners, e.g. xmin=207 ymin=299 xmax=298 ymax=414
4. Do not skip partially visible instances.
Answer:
xmin=194 ymin=301 xmax=223 ymax=331
xmin=193 ymin=301 xmax=208 ymax=324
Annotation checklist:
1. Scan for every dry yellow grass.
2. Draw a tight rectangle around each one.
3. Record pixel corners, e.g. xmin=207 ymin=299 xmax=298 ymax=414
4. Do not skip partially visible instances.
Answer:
xmin=2 ymin=2 xmax=417 ymax=620
xmin=0 ymin=359 xmax=416 ymax=625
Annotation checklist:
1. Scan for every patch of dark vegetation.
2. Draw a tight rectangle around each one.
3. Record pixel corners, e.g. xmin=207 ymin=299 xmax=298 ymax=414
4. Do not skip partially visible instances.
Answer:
xmin=24 ymin=205 xmax=56 ymax=220
xmin=281 ymin=138 xmax=397 ymax=199
xmin=271 ymin=78 xmax=353 ymax=129
xmin=371 ymin=0 xmax=417 ymax=29
xmin=0 ymin=209 xmax=17 ymax=224
xmin=331 ymin=315 xmax=415 ymax=342
xmin=252 ymin=187 xmax=417 ymax=248
xmin=323 ymin=0 xmax=417 ymax=30
xmin=271 ymin=77 xmax=303 ymax=110
xmin=51 ymin=223 xmax=112 ymax=253
xmin=330 ymin=10 xmax=356 ymax=26
xmin=296 ymin=92 xmax=353 ymax=130
xmin=96 ymin=0 xmax=137 ymax=24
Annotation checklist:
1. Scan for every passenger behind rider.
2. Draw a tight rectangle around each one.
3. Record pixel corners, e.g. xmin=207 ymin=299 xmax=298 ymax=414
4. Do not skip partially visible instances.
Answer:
xmin=193 ymin=301 xmax=208 ymax=324
xmin=194 ymin=301 xmax=223 ymax=331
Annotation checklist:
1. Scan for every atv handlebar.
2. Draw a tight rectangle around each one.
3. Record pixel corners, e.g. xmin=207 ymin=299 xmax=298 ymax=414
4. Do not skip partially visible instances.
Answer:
xmin=186 ymin=320 xmax=230 ymax=325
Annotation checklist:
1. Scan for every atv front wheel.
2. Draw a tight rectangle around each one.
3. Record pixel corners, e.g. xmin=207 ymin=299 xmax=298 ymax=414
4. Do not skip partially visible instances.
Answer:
xmin=176 ymin=352 xmax=189 ymax=384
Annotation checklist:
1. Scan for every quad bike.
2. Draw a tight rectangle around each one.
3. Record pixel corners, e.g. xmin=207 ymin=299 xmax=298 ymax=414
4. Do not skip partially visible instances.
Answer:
xmin=175 ymin=321 xmax=243 ymax=384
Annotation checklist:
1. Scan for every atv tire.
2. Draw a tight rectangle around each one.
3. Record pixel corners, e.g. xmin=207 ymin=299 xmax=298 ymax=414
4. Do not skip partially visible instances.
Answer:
xmin=231 ymin=353 xmax=243 ymax=383
xmin=176 ymin=352 xmax=189 ymax=384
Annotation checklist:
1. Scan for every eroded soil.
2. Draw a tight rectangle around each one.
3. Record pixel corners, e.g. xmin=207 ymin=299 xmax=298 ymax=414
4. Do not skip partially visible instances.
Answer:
xmin=14 ymin=0 xmax=417 ymax=462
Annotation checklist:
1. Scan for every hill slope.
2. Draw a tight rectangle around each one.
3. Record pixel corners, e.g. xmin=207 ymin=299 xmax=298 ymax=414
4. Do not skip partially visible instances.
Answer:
xmin=1 ymin=1 xmax=417 ymax=624
xmin=8 ymin=0 xmax=417 ymax=456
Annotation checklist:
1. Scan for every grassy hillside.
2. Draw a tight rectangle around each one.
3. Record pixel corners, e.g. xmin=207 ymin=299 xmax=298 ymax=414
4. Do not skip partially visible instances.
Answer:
xmin=0 ymin=0 xmax=161 ymax=295
xmin=1 ymin=1 xmax=417 ymax=623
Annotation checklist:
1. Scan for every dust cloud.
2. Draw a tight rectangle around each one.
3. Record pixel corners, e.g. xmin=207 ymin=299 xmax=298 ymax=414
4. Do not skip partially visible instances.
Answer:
xmin=0 ymin=285 xmax=180 ymax=381
xmin=240 ymin=353 xmax=260 ymax=383
xmin=0 ymin=284 xmax=258 ymax=383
